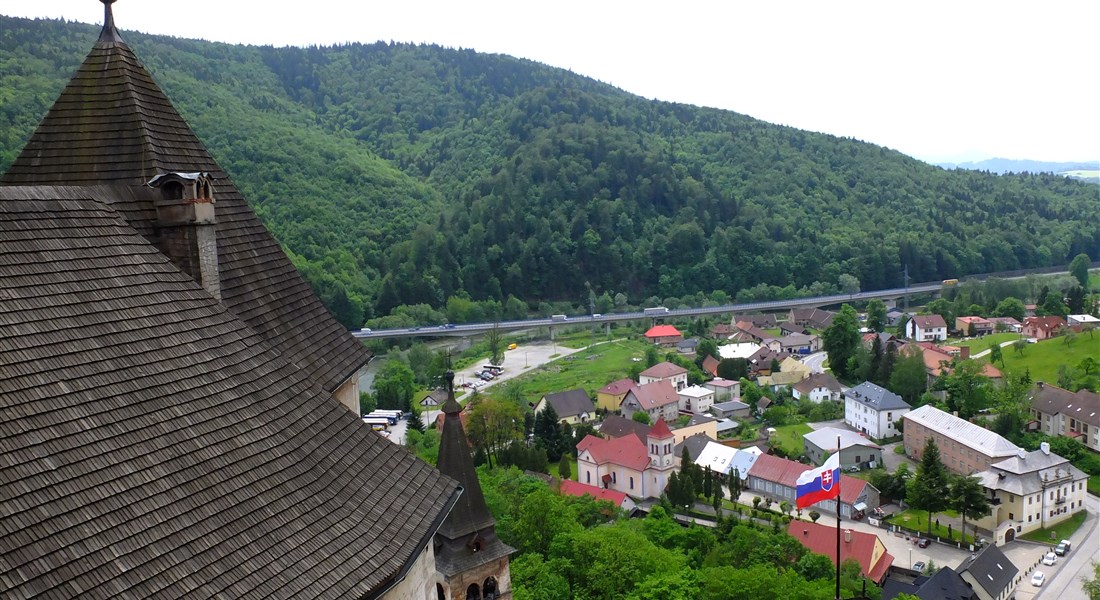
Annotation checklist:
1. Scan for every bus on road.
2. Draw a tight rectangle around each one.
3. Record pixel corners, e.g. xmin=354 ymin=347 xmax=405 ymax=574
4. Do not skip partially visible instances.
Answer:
xmin=361 ymin=417 xmax=390 ymax=431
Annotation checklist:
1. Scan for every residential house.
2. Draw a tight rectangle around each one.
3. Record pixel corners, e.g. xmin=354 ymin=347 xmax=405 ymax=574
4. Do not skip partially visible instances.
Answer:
xmin=1067 ymin=314 xmax=1100 ymax=328
xmin=620 ymin=380 xmax=681 ymax=423
xmin=710 ymin=322 xmax=737 ymax=339
xmin=747 ymin=345 xmax=795 ymax=375
xmin=703 ymin=377 xmax=740 ymax=402
xmin=804 ymin=427 xmax=884 ymax=469
xmin=558 ymin=480 xmax=637 ymax=512
xmin=535 ymin=388 xmax=596 ymax=424
xmin=714 ymin=418 xmax=740 ymax=437
xmin=1022 ymin=316 xmax=1065 ymax=340
xmin=671 ymin=413 xmax=718 ymax=444
xmin=731 ymin=313 xmax=778 ymax=328
xmin=0 ymin=7 xmax=481 ymax=598
xmin=973 ymin=443 xmax=1089 ymax=545
xmin=768 ymin=332 xmax=821 ymax=354
xmin=598 ymin=415 xmax=651 ymax=441
xmin=639 ymin=361 xmax=689 ymax=390
xmin=1029 ymin=382 xmax=1100 ymax=452
xmin=789 ymin=307 xmax=836 ymax=330
xmin=701 ymin=354 xmax=721 ymax=377
xmin=787 ymin=521 xmax=893 ymax=584
xmin=756 ymin=396 xmax=773 ymax=415
xmin=678 ymin=385 xmax=715 ymax=414
xmin=885 ymin=308 xmax=909 ymax=327
xmin=781 ymin=322 xmax=809 ymax=336
xmin=576 ymin=418 xmax=677 ymax=499
xmin=747 ymin=453 xmax=880 ymax=518
xmin=693 ymin=441 xmax=738 ymax=476
xmin=780 ymin=355 xmax=813 ymax=377
xmin=792 ymin=372 xmax=842 ymax=404
xmin=710 ymin=400 xmax=751 ymax=420
xmin=905 ymin=314 xmax=948 ymax=342
xmin=735 ymin=321 xmax=775 ymax=344
xmin=957 ymin=544 xmax=1018 ymax=600
xmin=955 ymin=316 xmax=994 ymax=336
xmin=903 ymin=405 xmax=1021 ymax=475
xmin=987 ymin=316 xmax=1022 ymax=333
xmin=730 ymin=446 xmax=763 ymax=480
xmin=882 ymin=567 xmax=977 ymax=600
xmin=645 ymin=324 xmax=684 ymax=346
xmin=419 ymin=388 xmax=449 ymax=408
xmin=919 ymin=344 xmax=1001 ymax=389
xmin=677 ymin=337 xmax=699 ymax=354
xmin=844 ymin=382 xmax=911 ymax=439
xmin=756 ymin=370 xmax=808 ymax=393
xmin=862 ymin=331 xmax=898 ymax=348
xmin=596 ymin=378 xmax=638 ymax=412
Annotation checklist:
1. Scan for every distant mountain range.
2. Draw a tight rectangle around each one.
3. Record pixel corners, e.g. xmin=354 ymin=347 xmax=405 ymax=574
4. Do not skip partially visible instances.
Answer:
xmin=937 ymin=158 xmax=1100 ymax=181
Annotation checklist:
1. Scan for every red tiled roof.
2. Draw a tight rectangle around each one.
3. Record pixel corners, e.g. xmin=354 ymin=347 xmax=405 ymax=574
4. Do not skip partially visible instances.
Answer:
xmin=649 ymin=417 xmax=673 ymax=439
xmin=626 ymin=379 xmax=679 ymax=410
xmin=912 ymin=314 xmax=948 ymax=328
xmin=576 ymin=434 xmax=650 ymax=471
xmin=640 ymin=361 xmax=688 ymax=378
xmin=599 ymin=378 xmax=638 ymax=395
xmin=787 ymin=521 xmax=894 ymax=583
xmin=702 ymin=355 xmax=720 ymax=376
xmin=559 ymin=480 xmax=629 ymax=507
xmin=1024 ymin=316 xmax=1065 ymax=333
xmin=645 ymin=325 xmax=683 ymax=338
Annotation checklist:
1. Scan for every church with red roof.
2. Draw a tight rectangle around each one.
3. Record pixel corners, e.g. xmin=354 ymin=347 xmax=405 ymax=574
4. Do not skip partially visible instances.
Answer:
xmin=576 ymin=417 xmax=677 ymax=499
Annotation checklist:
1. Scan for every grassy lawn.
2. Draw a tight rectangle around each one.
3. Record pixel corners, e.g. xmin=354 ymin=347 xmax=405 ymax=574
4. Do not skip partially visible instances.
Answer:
xmin=980 ymin=335 xmax=1093 ymax=385
xmin=770 ymin=423 xmax=813 ymax=457
xmin=887 ymin=509 xmax=974 ymax=544
xmin=491 ymin=338 xmax=652 ymax=408
xmin=1020 ymin=511 xmax=1087 ymax=543
xmin=953 ymin=333 xmax=1023 ymax=353
xmin=1089 ymin=475 xmax=1100 ymax=497
xmin=847 ymin=467 xmax=885 ymax=482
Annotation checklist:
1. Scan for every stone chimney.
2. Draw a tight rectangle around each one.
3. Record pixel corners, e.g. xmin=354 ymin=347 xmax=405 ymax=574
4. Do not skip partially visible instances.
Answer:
xmin=959 ymin=346 xmax=970 ymax=360
xmin=147 ymin=172 xmax=220 ymax=300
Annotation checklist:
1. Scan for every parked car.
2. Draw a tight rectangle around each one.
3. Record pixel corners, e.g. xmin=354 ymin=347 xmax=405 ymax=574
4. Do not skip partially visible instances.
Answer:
xmin=1055 ymin=540 xmax=1071 ymax=556
xmin=912 ymin=562 xmax=926 ymax=573
xmin=1042 ymin=552 xmax=1056 ymax=566
xmin=1031 ymin=572 xmax=1045 ymax=587
xmin=917 ymin=538 xmax=930 ymax=548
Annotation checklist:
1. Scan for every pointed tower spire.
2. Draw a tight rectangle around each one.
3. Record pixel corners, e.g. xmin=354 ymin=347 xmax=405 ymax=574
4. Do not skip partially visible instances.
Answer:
xmin=99 ymin=0 xmax=123 ymax=43
xmin=434 ymin=371 xmax=514 ymax=597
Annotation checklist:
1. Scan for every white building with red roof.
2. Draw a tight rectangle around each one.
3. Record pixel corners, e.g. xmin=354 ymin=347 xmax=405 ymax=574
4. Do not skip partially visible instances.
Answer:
xmin=620 ymin=379 xmax=681 ymax=423
xmin=905 ymin=314 xmax=948 ymax=342
xmin=639 ymin=361 xmax=689 ymax=390
xmin=576 ymin=418 xmax=677 ymax=499
xmin=645 ymin=324 xmax=683 ymax=346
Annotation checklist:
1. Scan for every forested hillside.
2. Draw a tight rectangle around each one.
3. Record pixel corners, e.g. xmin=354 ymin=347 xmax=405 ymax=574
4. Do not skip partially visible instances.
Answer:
xmin=3 ymin=15 xmax=1097 ymax=326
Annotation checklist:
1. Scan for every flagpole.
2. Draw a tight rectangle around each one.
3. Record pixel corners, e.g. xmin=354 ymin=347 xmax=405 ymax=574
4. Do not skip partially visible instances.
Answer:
xmin=835 ymin=434 xmax=841 ymax=600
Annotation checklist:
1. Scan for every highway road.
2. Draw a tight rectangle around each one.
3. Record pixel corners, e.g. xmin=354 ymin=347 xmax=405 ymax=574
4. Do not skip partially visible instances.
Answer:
xmin=353 ymin=282 xmax=945 ymax=340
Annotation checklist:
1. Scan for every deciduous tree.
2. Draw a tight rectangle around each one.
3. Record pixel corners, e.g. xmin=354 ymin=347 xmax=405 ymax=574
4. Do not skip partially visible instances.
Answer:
xmin=823 ymin=304 xmax=860 ymax=380
xmin=948 ymin=474 xmax=992 ymax=542
xmin=866 ymin=299 xmax=887 ymax=333
xmin=1070 ymin=253 xmax=1091 ymax=287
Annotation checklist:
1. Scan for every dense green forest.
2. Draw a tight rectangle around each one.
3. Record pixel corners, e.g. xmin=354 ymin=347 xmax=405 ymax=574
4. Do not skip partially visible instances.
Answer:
xmin=3 ymin=15 xmax=1097 ymax=327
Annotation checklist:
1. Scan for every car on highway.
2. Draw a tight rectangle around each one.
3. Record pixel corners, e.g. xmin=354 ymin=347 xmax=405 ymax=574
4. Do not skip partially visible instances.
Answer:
xmin=1041 ymin=552 xmax=1056 ymax=566
xmin=1031 ymin=572 xmax=1045 ymax=587
xmin=361 ymin=328 xmax=372 ymax=334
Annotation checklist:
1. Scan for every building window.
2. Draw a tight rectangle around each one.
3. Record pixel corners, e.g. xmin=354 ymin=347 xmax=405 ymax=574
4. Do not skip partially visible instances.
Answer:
xmin=630 ymin=477 xmax=634 ymax=490
xmin=586 ymin=471 xmax=590 ymax=484
xmin=612 ymin=472 xmax=617 ymax=484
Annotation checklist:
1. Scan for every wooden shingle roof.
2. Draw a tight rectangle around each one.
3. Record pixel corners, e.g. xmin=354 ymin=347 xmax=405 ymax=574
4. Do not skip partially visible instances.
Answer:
xmin=0 ymin=190 xmax=458 ymax=598
xmin=0 ymin=18 xmax=369 ymax=393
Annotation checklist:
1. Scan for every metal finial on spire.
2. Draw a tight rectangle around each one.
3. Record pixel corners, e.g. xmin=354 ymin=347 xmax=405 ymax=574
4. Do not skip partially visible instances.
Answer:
xmin=442 ymin=371 xmax=461 ymax=415
xmin=99 ymin=0 xmax=123 ymax=43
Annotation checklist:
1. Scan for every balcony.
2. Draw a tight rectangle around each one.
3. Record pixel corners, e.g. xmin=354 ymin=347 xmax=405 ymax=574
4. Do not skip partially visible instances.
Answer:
xmin=1055 ymin=497 xmax=1066 ymax=505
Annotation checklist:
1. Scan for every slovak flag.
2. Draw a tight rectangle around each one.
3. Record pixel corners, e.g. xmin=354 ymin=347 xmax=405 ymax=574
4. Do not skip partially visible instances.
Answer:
xmin=796 ymin=453 xmax=841 ymax=509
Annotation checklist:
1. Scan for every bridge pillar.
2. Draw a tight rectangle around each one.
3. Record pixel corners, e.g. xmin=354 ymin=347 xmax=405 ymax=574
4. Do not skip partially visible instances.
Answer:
xmin=549 ymin=325 xmax=555 ymax=341
xmin=605 ymin=322 xmax=611 ymax=336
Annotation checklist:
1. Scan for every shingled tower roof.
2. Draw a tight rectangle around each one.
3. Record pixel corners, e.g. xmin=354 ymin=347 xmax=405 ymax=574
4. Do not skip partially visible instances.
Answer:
xmin=0 ymin=0 xmax=370 ymax=393
xmin=434 ymin=372 xmax=514 ymax=577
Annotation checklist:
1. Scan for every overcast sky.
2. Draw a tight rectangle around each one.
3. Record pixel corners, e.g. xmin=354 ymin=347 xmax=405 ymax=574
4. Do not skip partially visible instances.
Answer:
xmin=7 ymin=0 xmax=1098 ymax=164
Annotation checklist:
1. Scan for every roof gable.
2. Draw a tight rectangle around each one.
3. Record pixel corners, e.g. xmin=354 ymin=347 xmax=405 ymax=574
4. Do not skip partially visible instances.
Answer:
xmin=645 ymin=325 xmax=682 ymax=338
xmin=542 ymin=388 xmax=595 ymax=417
xmin=599 ymin=378 xmax=638 ymax=395
xmin=787 ymin=521 xmax=892 ymax=583
xmin=626 ymin=379 xmax=680 ymax=410
xmin=957 ymin=544 xmax=1017 ymax=597
xmin=559 ymin=480 xmax=629 ymax=506
xmin=640 ymin=361 xmax=688 ymax=378
xmin=845 ymin=381 xmax=911 ymax=411
xmin=578 ymin=434 xmax=650 ymax=471
xmin=598 ymin=415 xmax=651 ymax=440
